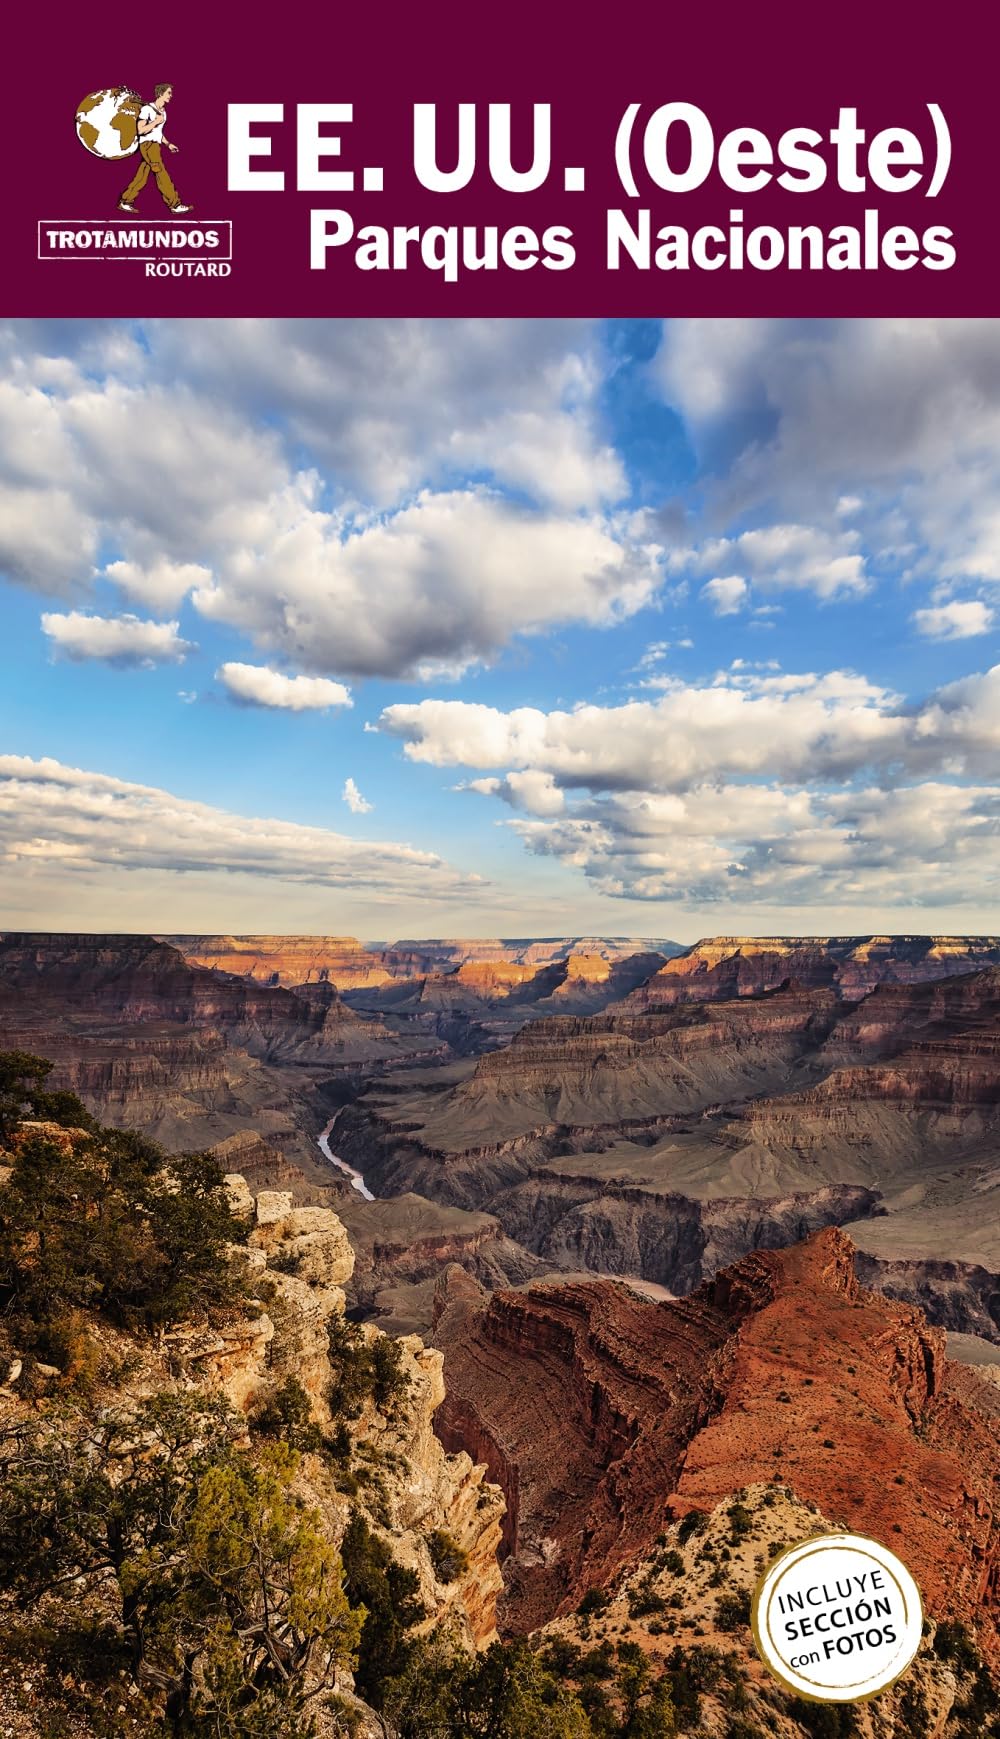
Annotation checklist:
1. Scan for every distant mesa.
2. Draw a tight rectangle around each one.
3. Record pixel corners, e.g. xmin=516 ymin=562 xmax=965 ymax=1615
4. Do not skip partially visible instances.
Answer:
xmin=623 ymin=933 xmax=1000 ymax=1008
xmin=163 ymin=933 xmax=684 ymax=991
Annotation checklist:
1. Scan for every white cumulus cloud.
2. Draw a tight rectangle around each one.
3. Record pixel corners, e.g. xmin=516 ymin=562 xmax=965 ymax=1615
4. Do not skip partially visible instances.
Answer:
xmin=103 ymin=558 xmax=214 ymax=611
xmin=193 ymin=488 xmax=663 ymax=680
xmin=381 ymin=665 xmax=1000 ymax=791
xmin=41 ymin=611 xmax=194 ymax=666
xmin=913 ymin=600 xmax=995 ymax=641
xmin=679 ymin=526 xmax=867 ymax=601
xmin=216 ymin=662 xmax=352 ymax=711
xmin=702 ymin=575 xmax=748 ymax=616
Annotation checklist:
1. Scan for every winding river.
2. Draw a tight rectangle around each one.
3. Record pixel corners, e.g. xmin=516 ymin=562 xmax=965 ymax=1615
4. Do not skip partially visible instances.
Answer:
xmin=317 ymin=1111 xmax=375 ymax=1201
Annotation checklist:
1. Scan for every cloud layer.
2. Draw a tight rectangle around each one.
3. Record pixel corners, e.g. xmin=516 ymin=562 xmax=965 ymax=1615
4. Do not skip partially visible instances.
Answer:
xmin=5 ymin=318 xmax=1000 ymax=928
xmin=380 ymin=664 xmax=1000 ymax=793
xmin=381 ymin=662 xmax=1000 ymax=907
xmin=655 ymin=318 xmax=1000 ymax=615
xmin=505 ymin=780 xmax=1000 ymax=907
xmin=0 ymin=756 xmax=480 ymax=901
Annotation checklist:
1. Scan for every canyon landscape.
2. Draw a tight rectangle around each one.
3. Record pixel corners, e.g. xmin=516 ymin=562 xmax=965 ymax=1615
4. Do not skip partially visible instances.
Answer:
xmin=6 ymin=930 xmax=1000 ymax=1342
xmin=0 ymin=928 xmax=998 ymax=1734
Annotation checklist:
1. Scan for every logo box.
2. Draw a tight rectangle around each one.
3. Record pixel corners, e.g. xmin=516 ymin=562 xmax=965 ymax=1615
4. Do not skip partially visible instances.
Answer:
xmin=38 ymin=219 xmax=232 ymax=261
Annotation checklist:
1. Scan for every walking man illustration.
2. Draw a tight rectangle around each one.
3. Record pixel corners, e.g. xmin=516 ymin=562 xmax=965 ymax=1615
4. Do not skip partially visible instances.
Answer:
xmin=119 ymin=84 xmax=193 ymax=213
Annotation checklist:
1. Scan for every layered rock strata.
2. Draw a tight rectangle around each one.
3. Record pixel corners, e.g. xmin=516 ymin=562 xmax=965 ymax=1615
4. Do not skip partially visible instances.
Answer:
xmin=622 ymin=933 xmax=1000 ymax=1009
xmin=433 ymin=1229 xmax=1000 ymax=1662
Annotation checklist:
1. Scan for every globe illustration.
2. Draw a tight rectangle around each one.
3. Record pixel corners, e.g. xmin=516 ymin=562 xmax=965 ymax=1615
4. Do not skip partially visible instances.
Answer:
xmin=75 ymin=88 xmax=142 ymax=160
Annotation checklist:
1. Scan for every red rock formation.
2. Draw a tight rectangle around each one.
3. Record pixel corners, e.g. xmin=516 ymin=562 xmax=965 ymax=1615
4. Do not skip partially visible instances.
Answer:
xmin=433 ymin=1229 xmax=999 ymax=1662
xmin=435 ymin=1267 xmax=727 ymax=1583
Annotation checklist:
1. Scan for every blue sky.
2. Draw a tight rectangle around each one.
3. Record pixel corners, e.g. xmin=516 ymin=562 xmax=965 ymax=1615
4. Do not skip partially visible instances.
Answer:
xmin=0 ymin=317 xmax=998 ymax=940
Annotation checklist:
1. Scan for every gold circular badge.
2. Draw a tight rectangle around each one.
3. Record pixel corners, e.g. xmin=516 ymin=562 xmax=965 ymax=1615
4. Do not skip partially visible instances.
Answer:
xmin=751 ymin=1533 xmax=923 ymax=1703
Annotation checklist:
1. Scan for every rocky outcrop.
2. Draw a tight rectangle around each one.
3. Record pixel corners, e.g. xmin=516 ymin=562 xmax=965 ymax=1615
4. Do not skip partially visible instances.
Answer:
xmin=358 ymin=1332 xmax=505 ymax=1648
xmin=165 ymin=1182 xmax=355 ymax=1416
xmin=88 ymin=1177 xmax=507 ymax=1653
xmin=433 ymin=1228 xmax=1000 ymax=1662
xmin=540 ymin=1482 xmax=977 ymax=1739
xmin=434 ymin=1267 xmax=728 ymax=1601
xmin=228 ymin=1185 xmax=504 ymax=1650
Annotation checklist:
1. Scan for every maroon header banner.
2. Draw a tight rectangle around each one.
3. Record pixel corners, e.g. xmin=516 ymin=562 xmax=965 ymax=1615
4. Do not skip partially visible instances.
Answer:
xmin=5 ymin=1 xmax=995 ymax=316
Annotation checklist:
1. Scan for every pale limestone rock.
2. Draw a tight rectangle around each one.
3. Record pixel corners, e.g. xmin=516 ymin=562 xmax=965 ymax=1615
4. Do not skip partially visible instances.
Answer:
xmin=224 ymin=1173 xmax=254 ymax=1218
xmin=175 ymin=1311 xmax=276 ymax=1412
xmin=174 ymin=1186 xmax=357 ymax=1420
xmin=160 ymin=1182 xmax=505 ymax=1647
xmin=264 ymin=1269 xmax=346 ymax=1417
xmin=229 ymin=1244 xmax=268 ymax=1272
xmin=249 ymin=1193 xmax=355 ymax=1289
xmin=254 ymin=1189 xmax=295 ymax=1226
xmin=351 ymin=1327 xmax=505 ymax=1648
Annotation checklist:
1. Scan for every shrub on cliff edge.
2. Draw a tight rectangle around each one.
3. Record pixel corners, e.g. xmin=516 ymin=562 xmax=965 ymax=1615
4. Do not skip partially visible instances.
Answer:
xmin=0 ymin=1119 xmax=246 ymax=1344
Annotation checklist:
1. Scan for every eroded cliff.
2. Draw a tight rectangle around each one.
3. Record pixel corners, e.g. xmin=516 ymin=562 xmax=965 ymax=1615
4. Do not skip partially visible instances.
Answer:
xmin=622 ymin=934 xmax=1000 ymax=1009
